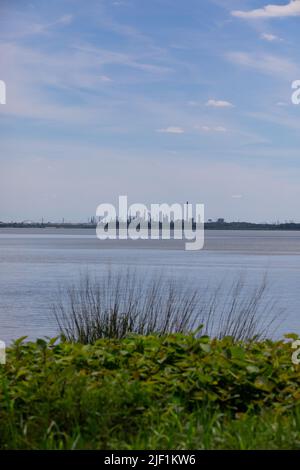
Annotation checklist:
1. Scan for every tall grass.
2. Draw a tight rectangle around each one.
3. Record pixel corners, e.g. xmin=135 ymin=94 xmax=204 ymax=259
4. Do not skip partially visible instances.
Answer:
xmin=53 ymin=270 xmax=280 ymax=343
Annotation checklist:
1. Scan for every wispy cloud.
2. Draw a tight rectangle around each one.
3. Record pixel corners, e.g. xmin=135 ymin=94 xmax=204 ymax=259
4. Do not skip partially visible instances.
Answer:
xmin=206 ymin=99 xmax=234 ymax=108
xmin=74 ymin=44 xmax=172 ymax=76
xmin=187 ymin=100 xmax=201 ymax=107
xmin=246 ymin=110 xmax=300 ymax=132
xmin=226 ymin=51 xmax=299 ymax=79
xmin=0 ymin=13 xmax=73 ymax=40
xmin=157 ymin=127 xmax=185 ymax=134
xmin=196 ymin=125 xmax=227 ymax=133
xmin=261 ymin=33 xmax=283 ymax=42
xmin=36 ymin=14 xmax=73 ymax=32
xmin=232 ymin=0 xmax=300 ymax=19
xmin=100 ymin=75 xmax=113 ymax=82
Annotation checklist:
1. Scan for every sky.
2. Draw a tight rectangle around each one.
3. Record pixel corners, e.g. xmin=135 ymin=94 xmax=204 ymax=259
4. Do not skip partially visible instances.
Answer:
xmin=0 ymin=0 xmax=300 ymax=223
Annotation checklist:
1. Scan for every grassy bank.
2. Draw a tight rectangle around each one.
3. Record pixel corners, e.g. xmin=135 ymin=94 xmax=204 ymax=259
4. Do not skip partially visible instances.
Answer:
xmin=0 ymin=334 xmax=299 ymax=450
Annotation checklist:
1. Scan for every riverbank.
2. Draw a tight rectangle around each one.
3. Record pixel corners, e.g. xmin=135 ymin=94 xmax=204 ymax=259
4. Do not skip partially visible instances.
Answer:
xmin=2 ymin=222 xmax=300 ymax=230
xmin=0 ymin=334 xmax=299 ymax=449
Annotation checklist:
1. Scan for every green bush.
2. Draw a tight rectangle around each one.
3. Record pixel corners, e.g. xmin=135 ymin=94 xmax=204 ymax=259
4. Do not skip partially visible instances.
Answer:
xmin=0 ymin=334 xmax=299 ymax=449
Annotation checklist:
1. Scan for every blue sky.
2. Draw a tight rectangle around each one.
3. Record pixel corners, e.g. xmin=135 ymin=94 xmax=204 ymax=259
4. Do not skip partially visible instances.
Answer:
xmin=1 ymin=0 xmax=300 ymax=222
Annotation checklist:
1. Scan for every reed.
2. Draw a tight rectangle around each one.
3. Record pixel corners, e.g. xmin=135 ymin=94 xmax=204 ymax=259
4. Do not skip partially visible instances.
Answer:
xmin=53 ymin=270 xmax=280 ymax=343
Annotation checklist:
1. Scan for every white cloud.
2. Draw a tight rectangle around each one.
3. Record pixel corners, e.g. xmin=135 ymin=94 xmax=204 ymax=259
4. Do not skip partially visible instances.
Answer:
xmin=206 ymin=99 xmax=234 ymax=108
xmin=232 ymin=0 xmax=300 ymax=19
xmin=198 ymin=126 xmax=227 ymax=133
xmin=261 ymin=33 xmax=282 ymax=42
xmin=157 ymin=127 xmax=185 ymax=134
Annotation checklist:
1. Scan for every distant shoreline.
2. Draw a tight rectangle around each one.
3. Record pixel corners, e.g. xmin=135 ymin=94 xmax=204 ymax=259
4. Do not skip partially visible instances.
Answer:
xmin=1 ymin=222 xmax=300 ymax=231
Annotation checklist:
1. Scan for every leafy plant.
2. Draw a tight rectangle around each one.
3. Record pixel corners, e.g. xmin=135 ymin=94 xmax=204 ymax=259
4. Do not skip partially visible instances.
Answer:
xmin=0 ymin=334 xmax=299 ymax=449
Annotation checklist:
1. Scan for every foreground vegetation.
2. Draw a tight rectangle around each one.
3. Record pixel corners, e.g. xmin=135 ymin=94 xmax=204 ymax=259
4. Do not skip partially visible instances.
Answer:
xmin=54 ymin=271 xmax=279 ymax=342
xmin=0 ymin=333 xmax=300 ymax=450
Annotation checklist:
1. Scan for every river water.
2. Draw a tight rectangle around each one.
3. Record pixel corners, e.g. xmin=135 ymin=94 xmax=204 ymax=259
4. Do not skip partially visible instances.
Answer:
xmin=0 ymin=228 xmax=300 ymax=343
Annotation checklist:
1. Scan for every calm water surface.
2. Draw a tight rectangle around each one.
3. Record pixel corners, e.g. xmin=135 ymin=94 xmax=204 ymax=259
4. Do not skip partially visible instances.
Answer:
xmin=1 ymin=228 xmax=300 ymax=343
